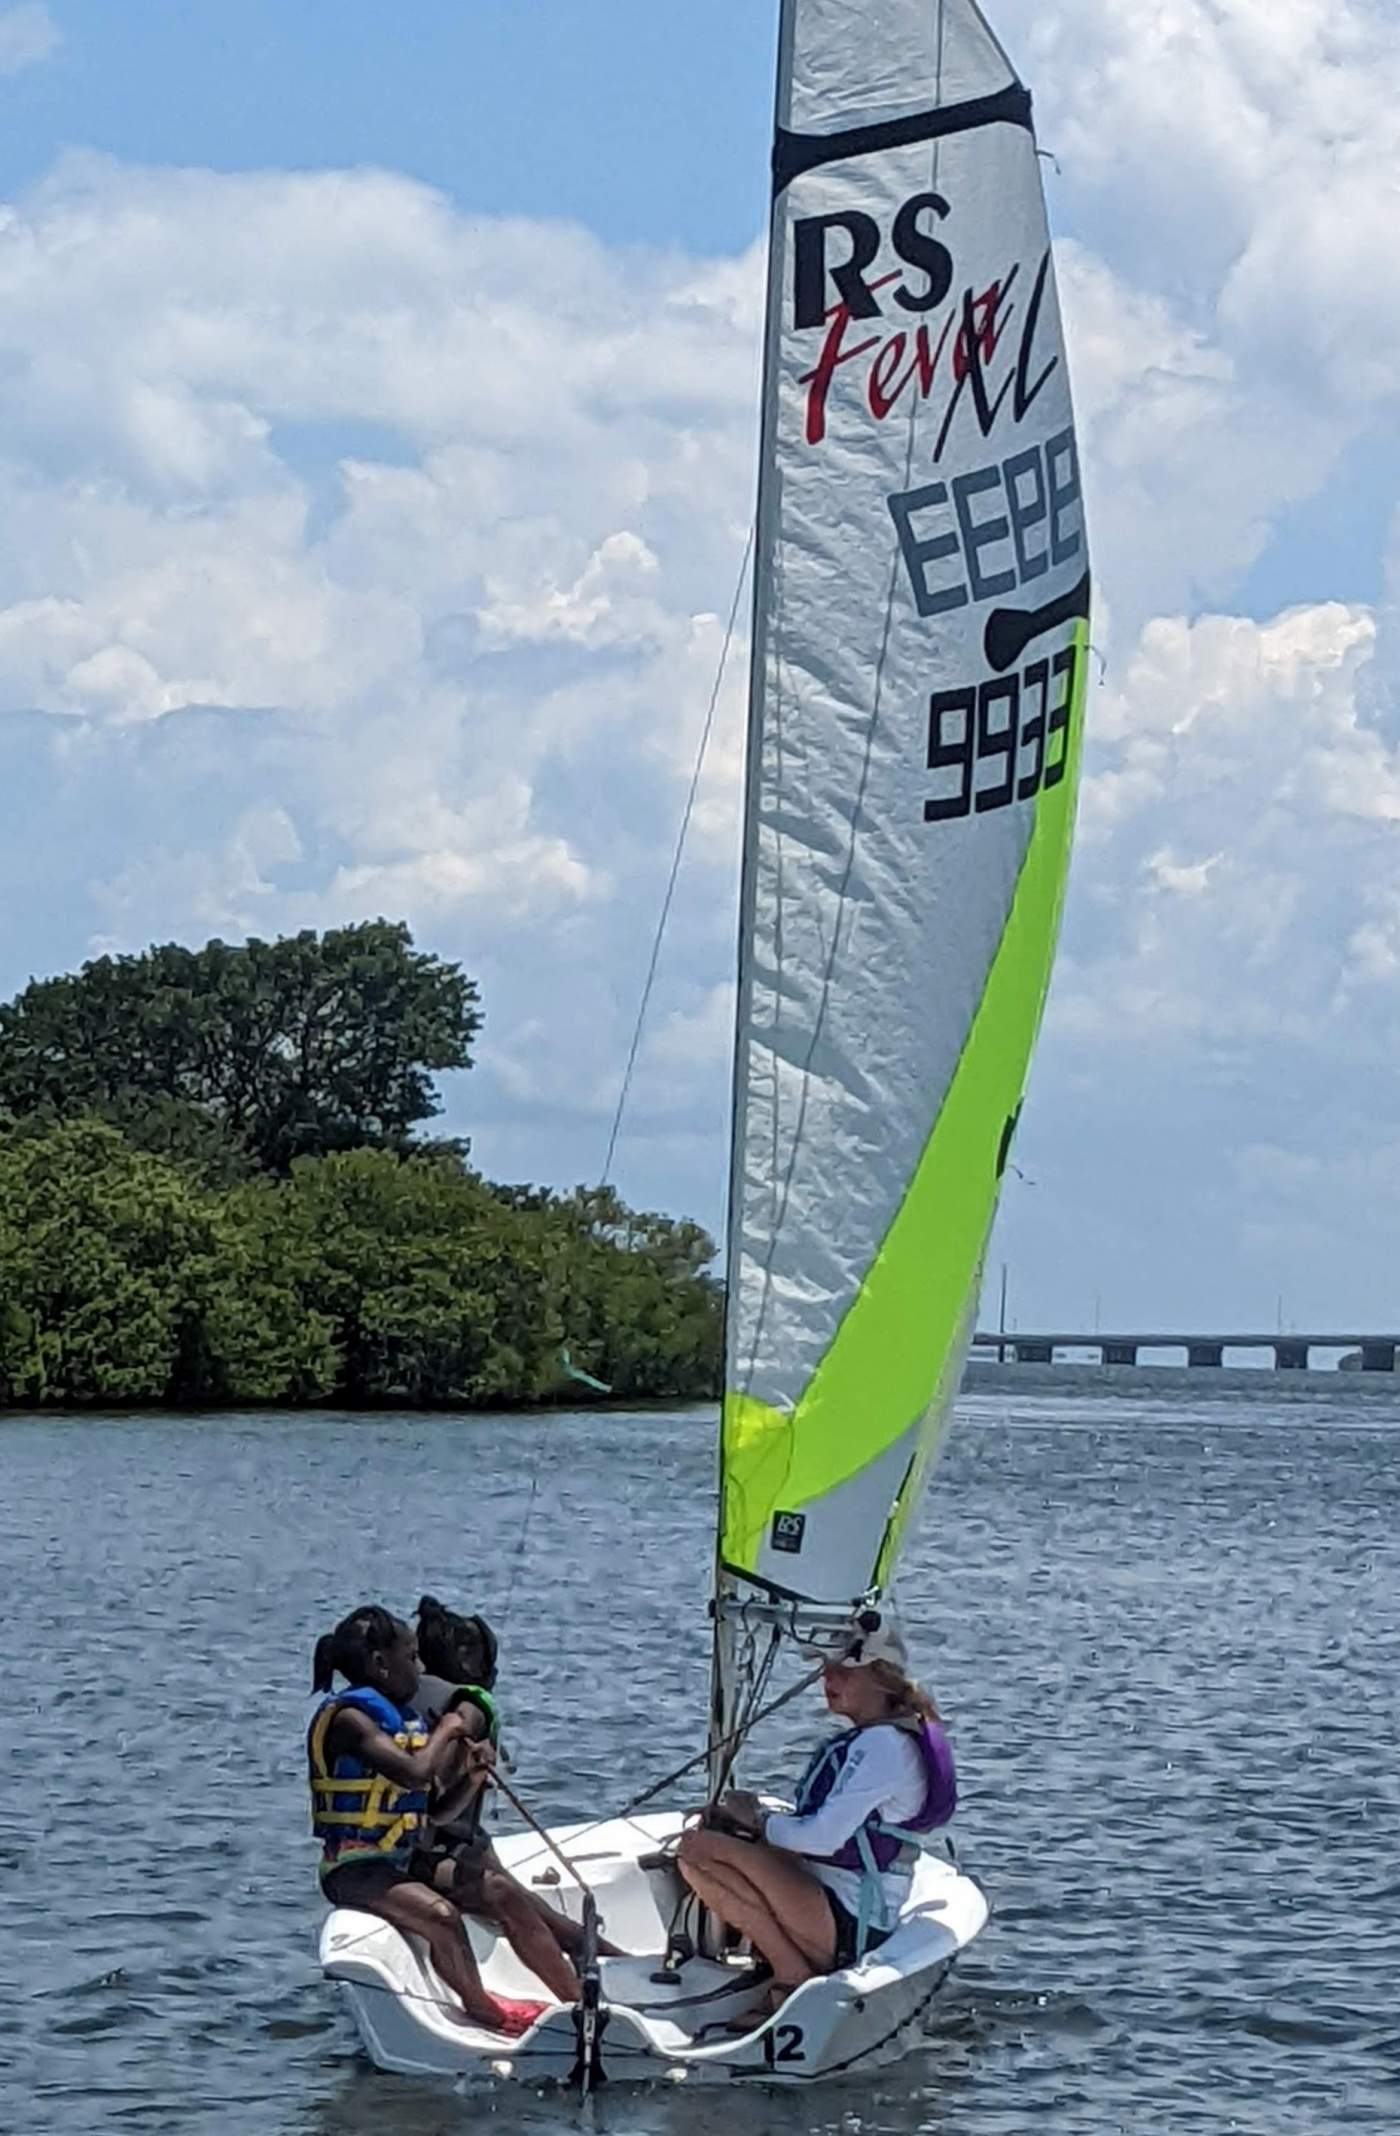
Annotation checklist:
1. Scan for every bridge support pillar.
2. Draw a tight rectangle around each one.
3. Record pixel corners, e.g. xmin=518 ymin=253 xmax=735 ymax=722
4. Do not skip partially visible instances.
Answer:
xmin=1361 ymin=1342 xmax=1397 ymax=1373
xmin=1014 ymin=1342 xmax=1053 ymax=1364
xmin=1274 ymin=1341 xmax=1310 ymax=1371
xmin=1102 ymin=1343 xmax=1137 ymax=1366
xmin=1188 ymin=1344 xmax=1224 ymax=1368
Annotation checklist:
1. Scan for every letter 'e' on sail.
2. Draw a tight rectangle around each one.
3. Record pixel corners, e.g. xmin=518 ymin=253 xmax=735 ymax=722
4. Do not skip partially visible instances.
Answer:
xmin=719 ymin=0 xmax=1089 ymax=1609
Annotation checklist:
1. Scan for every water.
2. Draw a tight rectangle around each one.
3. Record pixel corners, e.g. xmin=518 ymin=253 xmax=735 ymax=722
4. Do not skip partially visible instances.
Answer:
xmin=3 ymin=1377 xmax=1398 ymax=2134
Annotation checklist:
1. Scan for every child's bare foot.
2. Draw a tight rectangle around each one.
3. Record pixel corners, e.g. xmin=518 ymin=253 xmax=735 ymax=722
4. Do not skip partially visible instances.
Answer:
xmin=484 ymin=1996 xmax=549 ymax=2038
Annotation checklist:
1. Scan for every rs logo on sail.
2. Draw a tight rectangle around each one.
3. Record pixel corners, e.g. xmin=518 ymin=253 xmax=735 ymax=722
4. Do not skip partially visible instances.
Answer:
xmin=790 ymin=195 xmax=1060 ymax=455
xmin=793 ymin=194 xmax=956 ymax=329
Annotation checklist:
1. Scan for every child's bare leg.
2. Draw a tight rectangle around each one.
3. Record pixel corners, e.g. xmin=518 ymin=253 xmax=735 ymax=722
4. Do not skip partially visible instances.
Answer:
xmin=367 ymin=1881 xmax=515 ymax=2029
xmin=517 ymin=1880 xmax=625 ymax=1959
xmin=477 ymin=1869 xmax=581 ymax=2002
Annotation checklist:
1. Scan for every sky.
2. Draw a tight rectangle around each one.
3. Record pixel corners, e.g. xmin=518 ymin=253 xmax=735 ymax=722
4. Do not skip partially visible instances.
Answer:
xmin=3 ymin=0 xmax=1400 ymax=1333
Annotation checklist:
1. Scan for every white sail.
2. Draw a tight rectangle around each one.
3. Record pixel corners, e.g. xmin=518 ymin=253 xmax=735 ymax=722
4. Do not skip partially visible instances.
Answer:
xmin=718 ymin=0 xmax=1089 ymax=1613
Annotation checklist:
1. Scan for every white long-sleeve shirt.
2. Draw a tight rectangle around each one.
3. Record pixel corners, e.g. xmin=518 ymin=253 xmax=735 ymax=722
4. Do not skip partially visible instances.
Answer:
xmin=765 ymin=1725 xmax=926 ymax=1922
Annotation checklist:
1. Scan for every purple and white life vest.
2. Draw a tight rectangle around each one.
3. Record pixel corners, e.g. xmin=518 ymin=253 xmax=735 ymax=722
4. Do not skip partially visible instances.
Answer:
xmin=793 ymin=1719 xmax=957 ymax=1950
xmin=795 ymin=1719 xmax=957 ymax=1871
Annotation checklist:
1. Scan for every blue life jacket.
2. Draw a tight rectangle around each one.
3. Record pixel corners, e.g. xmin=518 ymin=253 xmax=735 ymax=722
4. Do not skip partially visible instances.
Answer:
xmin=793 ymin=1718 xmax=957 ymax=1956
xmin=308 ymin=1686 xmax=430 ymax=1881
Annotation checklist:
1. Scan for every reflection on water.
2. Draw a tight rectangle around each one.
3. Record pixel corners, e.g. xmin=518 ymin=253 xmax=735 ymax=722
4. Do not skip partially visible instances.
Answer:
xmin=4 ymin=1380 xmax=1399 ymax=2133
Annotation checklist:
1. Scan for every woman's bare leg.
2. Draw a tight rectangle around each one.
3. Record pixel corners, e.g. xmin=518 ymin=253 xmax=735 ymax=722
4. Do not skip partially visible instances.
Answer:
xmin=678 ymin=1853 xmax=818 ymax=1983
xmin=677 ymin=1829 xmax=837 ymax=1985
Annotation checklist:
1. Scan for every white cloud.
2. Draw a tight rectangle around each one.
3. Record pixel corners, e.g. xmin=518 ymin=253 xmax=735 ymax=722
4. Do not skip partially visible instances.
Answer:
xmin=0 ymin=4 xmax=59 ymax=77
xmin=1004 ymin=0 xmax=1399 ymax=327
xmin=997 ymin=0 xmax=1400 ymax=641
xmin=3 ymin=10 xmax=1400 ymax=1316
xmin=0 ymin=156 xmax=766 ymax=1223
xmin=1060 ymin=599 xmax=1400 ymax=1054
xmin=1058 ymin=244 xmax=1347 ymax=634
xmin=0 ymin=159 xmax=762 ymax=973
xmin=92 ymin=803 xmax=303 ymax=949
xmin=479 ymin=531 xmax=664 ymax=652
xmin=647 ymin=983 xmax=736 ymax=1067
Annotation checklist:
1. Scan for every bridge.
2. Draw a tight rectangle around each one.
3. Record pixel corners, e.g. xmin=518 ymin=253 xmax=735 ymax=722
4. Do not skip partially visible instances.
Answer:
xmin=970 ymin=1333 xmax=1400 ymax=1372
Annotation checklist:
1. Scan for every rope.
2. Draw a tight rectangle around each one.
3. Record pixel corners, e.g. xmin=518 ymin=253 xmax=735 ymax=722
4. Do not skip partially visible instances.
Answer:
xmin=708 ymin=1620 xmax=780 ymax=1808
xmin=600 ymin=524 xmax=755 ymax=1187
xmin=489 ymin=1768 xmax=604 ymax=2092
xmin=614 ymin=1659 xmax=824 ymax=1823
xmin=498 ymin=1469 xmax=540 ymax=1636
xmin=483 ymin=1655 xmax=823 ymax=1880
xmin=502 ymin=528 xmax=751 ymax=1659
xmin=489 ymin=1766 xmax=593 ymax=1896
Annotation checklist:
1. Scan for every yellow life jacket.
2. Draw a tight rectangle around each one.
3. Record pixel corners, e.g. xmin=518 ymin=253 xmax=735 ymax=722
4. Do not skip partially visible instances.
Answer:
xmin=308 ymin=1687 xmax=430 ymax=1876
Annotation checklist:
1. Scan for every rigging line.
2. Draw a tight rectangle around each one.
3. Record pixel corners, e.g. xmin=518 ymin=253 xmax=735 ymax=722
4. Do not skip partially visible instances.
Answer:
xmin=930 ymin=3 xmax=952 ymax=276
xmin=527 ymin=1656 xmax=825 ymax=1859
xmin=615 ymin=1659 xmax=824 ymax=1824
xmin=490 ymin=1767 xmax=593 ymax=1896
xmin=710 ymin=1621 xmax=779 ymax=1806
xmin=933 ymin=0 xmax=947 ymax=188
xmin=466 ymin=1660 xmax=823 ymax=1922
xmin=600 ymin=524 xmax=756 ymax=1190
xmin=499 ymin=1467 xmax=540 ymax=1635
xmin=503 ymin=545 xmax=754 ymax=1799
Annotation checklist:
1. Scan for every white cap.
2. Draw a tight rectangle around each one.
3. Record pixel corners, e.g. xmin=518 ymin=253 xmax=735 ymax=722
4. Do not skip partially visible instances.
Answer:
xmin=844 ymin=1611 xmax=909 ymax=1672
xmin=800 ymin=1610 xmax=909 ymax=1673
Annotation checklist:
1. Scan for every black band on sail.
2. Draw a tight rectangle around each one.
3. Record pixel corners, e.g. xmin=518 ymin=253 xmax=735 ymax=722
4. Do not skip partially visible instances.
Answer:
xmin=773 ymin=83 xmax=1033 ymax=194
xmin=718 ymin=1560 xmax=833 ymax=1607
xmin=718 ymin=1559 xmax=880 ymax=1611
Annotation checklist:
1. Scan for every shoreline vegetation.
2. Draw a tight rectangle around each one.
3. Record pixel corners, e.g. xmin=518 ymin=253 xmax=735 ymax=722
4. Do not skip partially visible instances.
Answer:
xmin=0 ymin=922 xmax=722 ymax=1410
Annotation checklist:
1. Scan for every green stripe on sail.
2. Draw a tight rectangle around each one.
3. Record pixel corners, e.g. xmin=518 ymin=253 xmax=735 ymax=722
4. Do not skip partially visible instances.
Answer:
xmin=722 ymin=622 xmax=1089 ymax=1579
xmin=870 ymin=1283 xmax=976 ymax=1592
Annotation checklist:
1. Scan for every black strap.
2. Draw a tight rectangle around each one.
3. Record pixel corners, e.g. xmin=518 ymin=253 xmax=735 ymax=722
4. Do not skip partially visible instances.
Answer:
xmin=774 ymin=83 xmax=1033 ymax=193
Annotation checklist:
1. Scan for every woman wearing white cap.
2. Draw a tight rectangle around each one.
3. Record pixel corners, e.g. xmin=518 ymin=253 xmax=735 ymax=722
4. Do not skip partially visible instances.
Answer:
xmin=676 ymin=1616 xmax=956 ymax=2006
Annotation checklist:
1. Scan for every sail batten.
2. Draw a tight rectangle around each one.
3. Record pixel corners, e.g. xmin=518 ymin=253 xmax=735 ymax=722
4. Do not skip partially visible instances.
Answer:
xmin=717 ymin=0 xmax=1088 ymax=1622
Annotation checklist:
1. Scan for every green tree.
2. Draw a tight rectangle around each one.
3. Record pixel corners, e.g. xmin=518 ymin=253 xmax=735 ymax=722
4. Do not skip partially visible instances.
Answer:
xmin=0 ymin=1119 xmax=342 ymax=1407
xmin=224 ymin=1150 xmax=571 ymax=1405
xmin=0 ymin=1120 xmax=218 ymax=1403
xmin=501 ymin=1183 xmax=723 ymax=1400
xmin=0 ymin=921 xmax=480 ymax=1176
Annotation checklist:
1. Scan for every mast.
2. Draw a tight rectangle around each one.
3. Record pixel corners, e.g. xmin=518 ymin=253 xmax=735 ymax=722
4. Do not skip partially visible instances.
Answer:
xmin=707 ymin=0 xmax=798 ymax=1796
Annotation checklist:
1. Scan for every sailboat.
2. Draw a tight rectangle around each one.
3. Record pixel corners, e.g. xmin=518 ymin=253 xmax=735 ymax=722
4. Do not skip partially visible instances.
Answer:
xmin=320 ymin=0 xmax=1088 ymax=2085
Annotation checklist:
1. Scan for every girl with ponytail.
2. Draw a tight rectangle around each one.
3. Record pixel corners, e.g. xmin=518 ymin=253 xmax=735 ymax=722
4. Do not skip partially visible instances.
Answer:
xmin=307 ymin=1603 xmax=546 ymax=2039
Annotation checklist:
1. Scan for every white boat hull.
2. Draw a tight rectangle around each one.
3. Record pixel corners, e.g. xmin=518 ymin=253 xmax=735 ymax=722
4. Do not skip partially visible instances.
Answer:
xmin=318 ymin=1811 xmax=988 ymax=2085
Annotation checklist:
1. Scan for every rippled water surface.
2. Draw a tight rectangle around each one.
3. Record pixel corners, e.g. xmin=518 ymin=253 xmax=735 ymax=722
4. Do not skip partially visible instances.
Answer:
xmin=4 ymin=1376 xmax=1398 ymax=2134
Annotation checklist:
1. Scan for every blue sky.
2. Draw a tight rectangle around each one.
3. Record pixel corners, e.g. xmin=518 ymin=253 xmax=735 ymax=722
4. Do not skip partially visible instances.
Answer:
xmin=4 ymin=0 xmax=1400 ymax=1334
xmin=0 ymin=1 xmax=777 ymax=249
